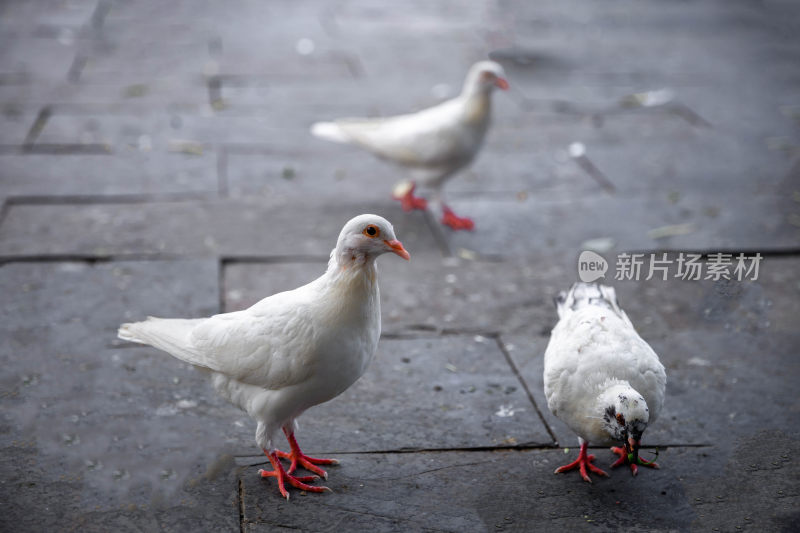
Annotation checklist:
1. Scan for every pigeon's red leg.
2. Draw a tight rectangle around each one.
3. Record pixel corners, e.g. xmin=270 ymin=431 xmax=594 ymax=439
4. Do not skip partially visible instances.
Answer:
xmin=258 ymin=450 xmax=329 ymax=500
xmin=610 ymin=446 xmax=659 ymax=477
xmin=554 ymin=441 xmax=609 ymax=483
xmin=440 ymin=204 xmax=475 ymax=231
xmin=275 ymin=427 xmax=339 ymax=479
xmin=392 ymin=182 xmax=428 ymax=211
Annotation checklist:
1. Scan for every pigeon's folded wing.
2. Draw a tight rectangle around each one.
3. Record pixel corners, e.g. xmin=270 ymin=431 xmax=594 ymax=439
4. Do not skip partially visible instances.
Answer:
xmin=335 ymin=103 xmax=469 ymax=168
xmin=120 ymin=292 xmax=317 ymax=391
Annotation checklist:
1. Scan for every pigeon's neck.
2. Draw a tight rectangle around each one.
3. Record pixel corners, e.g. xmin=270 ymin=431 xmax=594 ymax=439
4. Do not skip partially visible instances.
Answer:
xmin=327 ymin=248 xmax=379 ymax=289
xmin=459 ymin=90 xmax=492 ymax=126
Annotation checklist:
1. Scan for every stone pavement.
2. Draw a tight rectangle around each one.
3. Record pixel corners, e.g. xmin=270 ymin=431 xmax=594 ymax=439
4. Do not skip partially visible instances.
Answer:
xmin=1 ymin=1 xmax=799 ymax=531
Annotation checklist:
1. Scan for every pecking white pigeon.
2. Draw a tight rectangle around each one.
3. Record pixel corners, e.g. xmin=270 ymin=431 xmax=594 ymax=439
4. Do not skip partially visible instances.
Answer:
xmin=543 ymin=282 xmax=666 ymax=482
xmin=311 ymin=60 xmax=509 ymax=231
xmin=118 ymin=214 xmax=409 ymax=499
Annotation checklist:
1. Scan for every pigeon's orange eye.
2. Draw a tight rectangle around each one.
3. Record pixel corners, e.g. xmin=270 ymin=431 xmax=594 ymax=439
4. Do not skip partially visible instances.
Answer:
xmin=480 ymin=71 xmax=494 ymax=81
xmin=616 ymin=413 xmax=626 ymax=426
xmin=363 ymin=225 xmax=380 ymax=238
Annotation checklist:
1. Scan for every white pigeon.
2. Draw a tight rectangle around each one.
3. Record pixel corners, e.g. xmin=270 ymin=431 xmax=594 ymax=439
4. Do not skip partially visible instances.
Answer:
xmin=311 ymin=60 xmax=509 ymax=231
xmin=118 ymin=214 xmax=409 ymax=499
xmin=543 ymin=282 xmax=666 ymax=482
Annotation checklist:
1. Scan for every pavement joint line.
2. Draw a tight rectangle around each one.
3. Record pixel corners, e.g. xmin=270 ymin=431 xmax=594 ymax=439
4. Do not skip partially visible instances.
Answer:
xmin=234 ymin=442 xmax=712 ymax=464
xmin=0 ymin=200 xmax=10 ymax=230
xmin=207 ymin=75 xmax=223 ymax=109
xmin=1 ymin=193 xmax=219 ymax=206
xmin=221 ymin=255 xmax=330 ymax=265
xmin=237 ymin=478 xmax=245 ymax=533
xmin=22 ymin=106 xmax=52 ymax=147
xmin=90 ymin=0 xmax=112 ymax=30
xmin=668 ymin=102 xmax=712 ymax=128
xmin=339 ymin=52 xmax=365 ymax=79
xmin=381 ymin=327 xmax=502 ymax=339
xmin=0 ymin=254 xmax=195 ymax=265
xmin=22 ymin=144 xmax=112 ymax=154
xmin=573 ymin=153 xmax=616 ymax=194
xmin=67 ymin=55 xmax=87 ymax=83
xmin=494 ymin=333 xmax=559 ymax=446
xmin=318 ymin=5 xmax=339 ymax=38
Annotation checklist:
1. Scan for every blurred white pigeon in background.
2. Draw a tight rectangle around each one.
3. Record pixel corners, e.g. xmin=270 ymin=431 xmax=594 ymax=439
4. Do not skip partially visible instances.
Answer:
xmin=543 ymin=282 xmax=666 ymax=482
xmin=311 ymin=60 xmax=509 ymax=231
xmin=118 ymin=214 xmax=409 ymax=499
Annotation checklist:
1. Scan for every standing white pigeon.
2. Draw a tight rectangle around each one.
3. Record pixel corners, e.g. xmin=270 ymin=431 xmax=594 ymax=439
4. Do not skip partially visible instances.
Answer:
xmin=311 ymin=60 xmax=509 ymax=231
xmin=118 ymin=214 xmax=409 ymax=499
xmin=543 ymin=282 xmax=666 ymax=482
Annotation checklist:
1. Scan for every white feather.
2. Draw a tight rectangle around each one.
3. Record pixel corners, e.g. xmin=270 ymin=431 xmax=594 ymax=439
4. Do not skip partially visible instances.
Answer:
xmin=310 ymin=121 xmax=350 ymax=143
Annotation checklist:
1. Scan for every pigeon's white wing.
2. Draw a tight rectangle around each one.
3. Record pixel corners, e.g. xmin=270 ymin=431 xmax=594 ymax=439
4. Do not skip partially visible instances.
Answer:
xmin=119 ymin=288 xmax=319 ymax=391
xmin=327 ymin=99 xmax=479 ymax=168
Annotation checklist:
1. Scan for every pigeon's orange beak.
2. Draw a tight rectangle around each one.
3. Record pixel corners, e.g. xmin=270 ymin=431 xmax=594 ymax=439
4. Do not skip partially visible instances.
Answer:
xmin=384 ymin=239 xmax=410 ymax=260
xmin=495 ymin=77 xmax=509 ymax=90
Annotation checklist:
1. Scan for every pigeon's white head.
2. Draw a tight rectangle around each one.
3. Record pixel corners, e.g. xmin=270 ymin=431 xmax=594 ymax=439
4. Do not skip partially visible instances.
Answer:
xmin=599 ymin=382 xmax=650 ymax=464
xmin=333 ymin=214 xmax=410 ymax=267
xmin=463 ymin=60 xmax=509 ymax=95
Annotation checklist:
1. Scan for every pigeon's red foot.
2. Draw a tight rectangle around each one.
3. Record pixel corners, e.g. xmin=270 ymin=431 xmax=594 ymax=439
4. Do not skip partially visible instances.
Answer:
xmin=440 ymin=205 xmax=474 ymax=231
xmin=277 ymin=428 xmax=339 ymax=479
xmin=610 ymin=446 xmax=659 ymax=477
xmin=392 ymin=182 xmax=428 ymax=212
xmin=554 ymin=442 xmax=609 ymax=483
xmin=259 ymin=451 xmax=330 ymax=500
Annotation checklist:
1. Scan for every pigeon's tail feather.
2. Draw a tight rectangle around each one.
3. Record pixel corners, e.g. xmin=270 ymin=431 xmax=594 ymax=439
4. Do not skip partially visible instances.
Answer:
xmin=118 ymin=317 xmax=208 ymax=367
xmin=555 ymin=282 xmax=625 ymax=319
xmin=311 ymin=121 xmax=350 ymax=143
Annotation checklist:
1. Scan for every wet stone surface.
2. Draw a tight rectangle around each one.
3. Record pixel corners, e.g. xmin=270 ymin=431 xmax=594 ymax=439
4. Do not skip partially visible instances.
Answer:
xmin=1 ymin=0 xmax=799 ymax=531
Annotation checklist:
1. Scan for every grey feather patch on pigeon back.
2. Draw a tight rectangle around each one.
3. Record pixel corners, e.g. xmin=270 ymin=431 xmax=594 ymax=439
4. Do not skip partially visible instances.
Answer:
xmin=558 ymin=282 xmax=625 ymax=319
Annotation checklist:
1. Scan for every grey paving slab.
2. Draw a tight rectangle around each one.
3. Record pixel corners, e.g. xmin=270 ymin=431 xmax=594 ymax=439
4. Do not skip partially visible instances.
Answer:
xmin=226 ymin=150 xmax=407 ymax=202
xmin=441 ymin=190 xmax=799 ymax=258
xmin=0 ymin=260 xmax=243 ymax=531
xmin=213 ymin=78 xmax=425 ymax=120
xmin=484 ymin=108 xmax=709 ymax=155
xmin=34 ymin=110 xmax=316 ymax=150
xmin=0 ymin=151 xmax=218 ymax=197
xmin=0 ymin=200 xmax=440 ymax=258
xmin=507 ymin=256 xmax=800 ymax=448
xmin=239 ymin=438 xmax=799 ymax=532
xmin=0 ymin=0 xmax=798 ymax=530
xmin=290 ymin=335 xmax=552 ymax=453
xmin=224 ymin=255 xmax=562 ymax=336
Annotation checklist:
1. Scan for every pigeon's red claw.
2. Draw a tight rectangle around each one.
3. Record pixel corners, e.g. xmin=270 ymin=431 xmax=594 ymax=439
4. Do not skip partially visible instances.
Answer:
xmin=610 ymin=446 xmax=659 ymax=477
xmin=276 ymin=428 xmax=339 ymax=479
xmin=441 ymin=205 xmax=474 ymax=231
xmin=554 ymin=441 xmax=609 ymax=483
xmin=393 ymin=182 xmax=428 ymax=212
xmin=259 ymin=451 xmax=330 ymax=500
